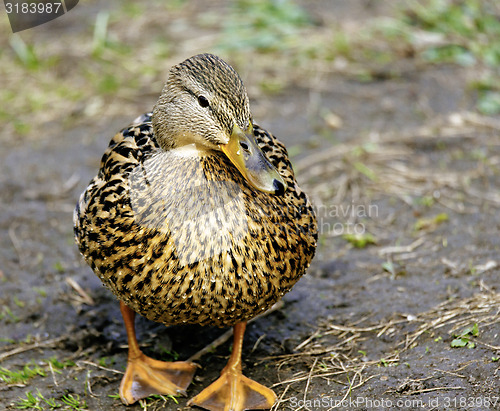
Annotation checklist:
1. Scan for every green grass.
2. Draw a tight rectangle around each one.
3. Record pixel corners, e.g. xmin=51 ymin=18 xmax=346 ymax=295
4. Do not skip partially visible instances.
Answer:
xmin=13 ymin=296 xmax=26 ymax=308
xmin=15 ymin=391 xmax=44 ymax=410
xmin=451 ymin=323 xmax=479 ymax=349
xmin=97 ymin=356 xmax=116 ymax=367
xmin=0 ymin=0 xmax=157 ymax=141
xmin=0 ymin=363 xmax=46 ymax=384
xmin=15 ymin=390 xmax=87 ymax=410
xmin=343 ymin=232 xmax=377 ymax=248
xmin=92 ymin=11 xmax=110 ymax=56
xmin=9 ymin=35 xmax=40 ymax=70
xmin=33 ymin=287 xmax=47 ymax=297
xmin=138 ymin=394 xmax=179 ymax=410
xmin=396 ymin=0 xmax=500 ymax=114
xmin=60 ymin=393 xmax=87 ymax=410
xmin=53 ymin=261 xmax=65 ymax=274
xmin=381 ymin=260 xmax=396 ymax=277
xmin=415 ymin=195 xmax=435 ymax=208
xmin=1 ymin=356 xmax=74 ymax=385
xmin=218 ymin=0 xmax=313 ymax=52
xmin=45 ymin=356 xmax=76 ymax=370
xmin=158 ymin=347 xmax=180 ymax=361
xmin=413 ymin=212 xmax=449 ymax=232
xmin=0 ymin=305 xmax=20 ymax=323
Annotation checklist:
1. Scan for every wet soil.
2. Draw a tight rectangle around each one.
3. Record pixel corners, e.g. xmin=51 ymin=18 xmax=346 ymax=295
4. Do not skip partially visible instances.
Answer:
xmin=1 ymin=1 xmax=499 ymax=410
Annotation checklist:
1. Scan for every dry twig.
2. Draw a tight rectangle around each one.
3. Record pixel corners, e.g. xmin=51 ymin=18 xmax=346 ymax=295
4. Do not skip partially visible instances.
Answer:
xmin=0 ymin=335 xmax=67 ymax=362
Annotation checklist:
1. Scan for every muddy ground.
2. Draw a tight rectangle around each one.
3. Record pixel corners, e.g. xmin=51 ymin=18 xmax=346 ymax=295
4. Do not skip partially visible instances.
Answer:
xmin=1 ymin=1 xmax=499 ymax=410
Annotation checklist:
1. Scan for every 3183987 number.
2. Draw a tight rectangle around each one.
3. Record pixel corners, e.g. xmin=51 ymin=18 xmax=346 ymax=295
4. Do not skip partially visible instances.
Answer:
xmin=443 ymin=396 xmax=499 ymax=409
xmin=5 ymin=2 xmax=62 ymax=14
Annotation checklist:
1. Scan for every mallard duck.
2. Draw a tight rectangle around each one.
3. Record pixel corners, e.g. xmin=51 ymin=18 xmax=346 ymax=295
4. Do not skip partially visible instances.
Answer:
xmin=74 ymin=53 xmax=317 ymax=410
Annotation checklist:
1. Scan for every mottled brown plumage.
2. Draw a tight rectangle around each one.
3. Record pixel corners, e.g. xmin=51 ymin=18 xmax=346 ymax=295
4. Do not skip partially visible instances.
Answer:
xmin=74 ymin=53 xmax=317 ymax=410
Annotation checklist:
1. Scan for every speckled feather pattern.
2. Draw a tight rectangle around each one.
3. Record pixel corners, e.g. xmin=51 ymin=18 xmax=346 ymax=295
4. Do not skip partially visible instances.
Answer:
xmin=74 ymin=113 xmax=317 ymax=327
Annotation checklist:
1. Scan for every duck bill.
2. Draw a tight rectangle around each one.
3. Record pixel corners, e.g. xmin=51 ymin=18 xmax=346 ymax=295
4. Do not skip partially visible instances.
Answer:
xmin=221 ymin=124 xmax=287 ymax=195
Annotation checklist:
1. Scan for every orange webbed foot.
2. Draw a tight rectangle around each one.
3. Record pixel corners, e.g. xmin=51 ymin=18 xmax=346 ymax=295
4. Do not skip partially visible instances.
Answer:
xmin=118 ymin=301 xmax=197 ymax=405
xmin=187 ymin=368 xmax=276 ymax=411
xmin=188 ymin=322 xmax=276 ymax=411
xmin=119 ymin=352 xmax=198 ymax=405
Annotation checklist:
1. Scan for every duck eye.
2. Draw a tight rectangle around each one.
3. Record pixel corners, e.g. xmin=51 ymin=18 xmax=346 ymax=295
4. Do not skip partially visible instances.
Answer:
xmin=198 ymin=95 xmax=210 ymax=108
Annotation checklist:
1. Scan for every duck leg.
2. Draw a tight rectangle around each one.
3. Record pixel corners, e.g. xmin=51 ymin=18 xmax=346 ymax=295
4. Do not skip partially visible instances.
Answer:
xmin=119 ymin=302 xmax=198 ymax=405
xmin=188 ymin=322 xmax=277 ymax=411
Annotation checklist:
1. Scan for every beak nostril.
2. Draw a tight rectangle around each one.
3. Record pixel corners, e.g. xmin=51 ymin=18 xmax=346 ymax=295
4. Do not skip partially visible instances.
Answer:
xmin=273 ymin=179 xmax=286 ymax=196
xmin=240 ymin=142 xmax=250 ymax=151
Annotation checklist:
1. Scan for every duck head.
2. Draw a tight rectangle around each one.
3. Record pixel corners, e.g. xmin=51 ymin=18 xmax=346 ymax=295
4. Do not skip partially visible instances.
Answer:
xmin=152 ymin=53 xmax=286 ymax=195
